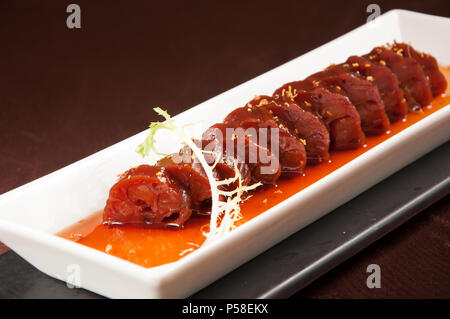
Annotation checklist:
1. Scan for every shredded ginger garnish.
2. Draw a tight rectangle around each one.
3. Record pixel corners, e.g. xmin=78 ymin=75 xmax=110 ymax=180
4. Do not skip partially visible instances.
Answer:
xmin=137 ymin=108 xmax=261 ymax=243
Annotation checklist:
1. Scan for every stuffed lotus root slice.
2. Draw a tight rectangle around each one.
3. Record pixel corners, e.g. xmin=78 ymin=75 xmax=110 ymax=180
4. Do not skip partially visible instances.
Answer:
xmin=304 ymin=71 xmax=390 ymax=135
xmin=391 ymin=43 xmax=447 ymax=97
xmin=243 ymin=139 xmax=281 ymax=184
xmin=203 ymin=123 xmax=281 ymax=184
xmin=263 ymin=99 xmax=330 ymax=164
xmin=365 ymin=46 xmax=432 ymax=111
xmin=220 ymin=104 xmax=306 ymax=175
xmin=103 ymin=165 xmax=192 ymax=228
xmin=184 ymin=134 xmax=252 ymax=189
xmin=269 ymin=101 xmax=330 ymax=164
xmin=157 ymin=154 xmax=213 ymax=212
xmin=343 ymin=56 xmax=408 ymax=122
xmin=240 ymin=119 xmax=306 ymax=175
xmin=276 ymin=86 xmax=365 ymax=151
xmin=303 ymin=88 xmax=365 ymax=150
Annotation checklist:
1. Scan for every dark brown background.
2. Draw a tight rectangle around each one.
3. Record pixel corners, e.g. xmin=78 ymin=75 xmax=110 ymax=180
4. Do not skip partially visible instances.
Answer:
xmin=0 ymin=0 xmax=449 ymax=298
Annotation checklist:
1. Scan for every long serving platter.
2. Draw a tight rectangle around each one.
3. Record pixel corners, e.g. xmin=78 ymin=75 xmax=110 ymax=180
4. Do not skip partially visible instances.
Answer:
xmin=0 ymin=10 xmax=449 ymax=298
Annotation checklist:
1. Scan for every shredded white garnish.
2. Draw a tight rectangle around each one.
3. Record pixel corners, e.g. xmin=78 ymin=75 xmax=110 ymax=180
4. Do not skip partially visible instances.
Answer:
xmin=137 ymin=108 xmax=261 ymax=243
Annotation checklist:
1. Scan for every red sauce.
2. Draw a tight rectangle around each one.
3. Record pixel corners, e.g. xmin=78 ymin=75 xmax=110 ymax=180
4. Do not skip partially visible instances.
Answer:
xmin=58 ymin=67 xmax=450 ymax=268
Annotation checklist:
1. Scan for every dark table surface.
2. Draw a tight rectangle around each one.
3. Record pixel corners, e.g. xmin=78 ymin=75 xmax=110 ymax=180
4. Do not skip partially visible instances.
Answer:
xmin=0 ymin=0 xmax=449 ymax=298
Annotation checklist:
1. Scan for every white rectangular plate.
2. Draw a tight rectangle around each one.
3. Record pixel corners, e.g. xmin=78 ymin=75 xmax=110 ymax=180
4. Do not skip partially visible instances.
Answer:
xmin=0 ymin=9 xmax=449 ymax=298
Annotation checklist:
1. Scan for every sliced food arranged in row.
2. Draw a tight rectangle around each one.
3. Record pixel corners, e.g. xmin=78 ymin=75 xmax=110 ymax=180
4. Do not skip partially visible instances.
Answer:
xmin=103 ymin=42 xmax=447 ymax=229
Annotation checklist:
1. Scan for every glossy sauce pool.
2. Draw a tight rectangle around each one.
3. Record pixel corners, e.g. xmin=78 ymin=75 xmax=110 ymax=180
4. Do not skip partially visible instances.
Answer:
xmin=58 ymin=67 xmax=450 ymax=268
